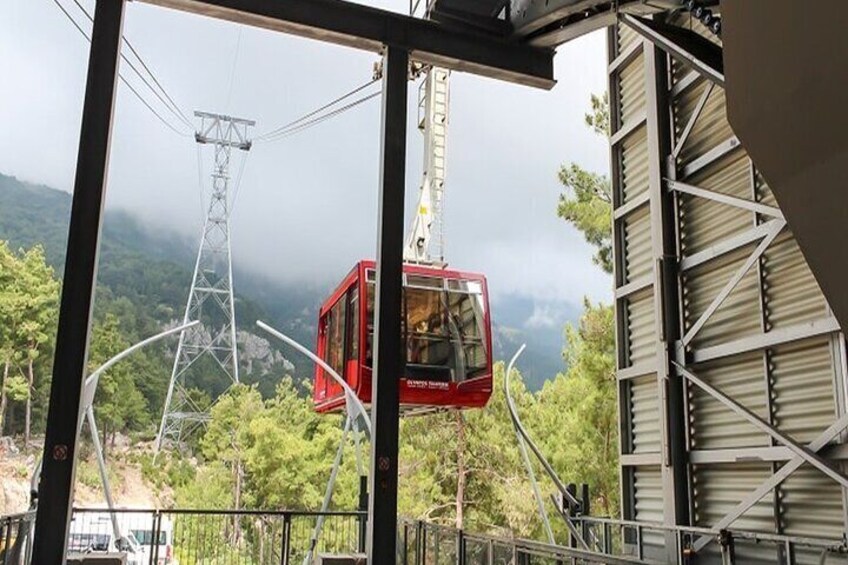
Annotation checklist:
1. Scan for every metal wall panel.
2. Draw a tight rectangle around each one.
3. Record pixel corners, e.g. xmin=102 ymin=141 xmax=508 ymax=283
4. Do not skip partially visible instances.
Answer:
xmin=621 ymin=126 xmax=649 ymax=204
xmin=626 ymin=289 xmax=656 ymax=367
xmin=682 ymin=246 xmax=762 ymax=349
xmin=618 ymin=23 xmax=641 ymax=52
xmin=631 ymin=374 xmax=661 ymax=454
xmin=619 ymin=54 xmax=646 ymax=125
xmin=692 ymin=463 xmax=775 ymax=532
xmin=610 ymin=13 xmax=848 ymax=558
xmin=771 ymin=338 xmax=837 ymax=443
xmin=623 ymin=204 xmax=652 ymax=283
xmin=677 ymin=83 xmax=733 ymax=166
xmin=764 ymin=233 xmax=828 ymax=330
xmin=633 ymin=466 xmax=665 ymax=552
xmin=781 ymin=464 xmax=845 ymax=540
xmin=678 ymin=153 xmax=752 ymax=255
xmin=688 ymin=352 xmax=768 ymax=450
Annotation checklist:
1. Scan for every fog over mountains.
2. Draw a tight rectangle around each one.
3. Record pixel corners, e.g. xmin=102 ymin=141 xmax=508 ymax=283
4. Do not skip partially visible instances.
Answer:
xmin=0 ymin=173 xmax=582 ymax=389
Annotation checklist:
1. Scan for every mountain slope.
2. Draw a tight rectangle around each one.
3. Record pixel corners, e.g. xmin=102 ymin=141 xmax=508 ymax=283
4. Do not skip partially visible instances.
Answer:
xmin=0 ymin=173 xmax=574 ymax=390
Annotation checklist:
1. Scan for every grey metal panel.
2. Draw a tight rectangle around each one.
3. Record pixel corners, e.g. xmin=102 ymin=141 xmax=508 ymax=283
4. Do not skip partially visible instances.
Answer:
xmin=618 ymin=22 xmax=641 ymax=53
xmin=677 ymin=153 xmax=752 ymax=256
xmin=771 ymin=338 xmax=837 ymax=444
xmin=631 ymin=374 xmax=661 ymax=455
xmin=688 ymin=352 xmax=768 ymax=450
xmin=621 ymin=126 xmax=649 ymax=204
xmin=623 ymin=204 xmax=652 ymax=284
xmin=626 ymin=289 xmax=656 ymax=368
xmin=781 ymin=464 xmax=845 ymax=542
xmin=763 ymin=232 xmax=828 ymax=331
xmin=619 ymin=53 xmax=646 ymax=126
xmin=682 ymin=246 xmax=761 ymax=350
xmin=633 ymin=466 xmax=664 ymax=547
xmin=692 ymin=463 xmax=776 ymax=532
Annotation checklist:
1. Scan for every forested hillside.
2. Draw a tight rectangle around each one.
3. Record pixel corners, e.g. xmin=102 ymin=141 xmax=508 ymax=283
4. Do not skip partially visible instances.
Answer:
xmin=0 ymin=108 xmax=617 ymax=541
xmin=0 ymin=173 xmax=569 ymax=390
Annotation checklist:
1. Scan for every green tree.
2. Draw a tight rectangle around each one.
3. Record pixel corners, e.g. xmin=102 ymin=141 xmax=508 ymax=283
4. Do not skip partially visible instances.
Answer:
xmin=6 ymin=245 xmax=60 ymax=445
xmin=535 ymin=301 xmax=618 ymax=517
xmin=556 ymin=91 xmax=613 ymax=273
xmin=399 ymin=363 xmax=546 ymax=538
xmin=87 ymin=313 xmax=150 ymax=447
xmin=0 ymin=241 xmax=22 ymax=435
xmin=548 ymin=92 xmax=619 ymax=518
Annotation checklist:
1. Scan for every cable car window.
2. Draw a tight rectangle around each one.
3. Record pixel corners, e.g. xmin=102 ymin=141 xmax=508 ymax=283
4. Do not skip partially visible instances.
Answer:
xmin=363 ymin=277 xmax=487 ymax=383
xmin=407 ymin=275 xmax=443 ymax=289
xmin=366 ymin=282 xmax=375 ymax=368
xmin=447 ymin=286 xmax=487 ymax=379
xmin=347 ymin=288 xmax=359 ymax=361
xmin=406 ymin=287 xmax=450 ymax=372
xmin=324 ymin=298 xmax=347 ymax=378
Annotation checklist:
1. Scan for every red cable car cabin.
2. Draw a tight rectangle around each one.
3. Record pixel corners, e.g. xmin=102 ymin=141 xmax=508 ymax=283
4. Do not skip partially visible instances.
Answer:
xmin=314 ymin=260 xmax=493 ymax=413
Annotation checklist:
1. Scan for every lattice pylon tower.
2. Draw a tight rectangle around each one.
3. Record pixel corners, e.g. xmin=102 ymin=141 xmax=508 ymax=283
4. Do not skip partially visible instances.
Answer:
xmin=155 ymin=111 xmax=255 ymax=453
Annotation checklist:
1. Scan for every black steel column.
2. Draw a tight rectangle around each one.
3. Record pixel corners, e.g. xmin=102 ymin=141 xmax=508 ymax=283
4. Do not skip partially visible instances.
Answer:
xmin=32 ymin=1 xmax=125 ymax=562
xmin=367 ymin=44 xmax=408 ymax=564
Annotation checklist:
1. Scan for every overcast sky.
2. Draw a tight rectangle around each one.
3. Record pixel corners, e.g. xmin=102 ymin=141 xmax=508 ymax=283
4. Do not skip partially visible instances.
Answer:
xmin=0 ymin=0 xmax=612 ymax=308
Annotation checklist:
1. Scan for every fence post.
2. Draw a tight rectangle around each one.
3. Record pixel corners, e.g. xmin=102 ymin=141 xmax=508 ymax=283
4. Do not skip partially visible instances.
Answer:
xmin=566 ymin=483 xmax=578 ymax=548
xmin=456 ymin=527 xmax=465 ymax=565
xmin=150 ymin=511 xmax=162 ymax=565
xmin=281 ymin=513 xmax=292 ymax=565
xmin=416 ymin=521 xmax=425 ymax=565
xmin=1 ymin=517 xmax=9 ymax=561
xmin=358 ymin=476 xmax=368 ymax=553
xmin=718 ymin=530 xmax=735 ymax=565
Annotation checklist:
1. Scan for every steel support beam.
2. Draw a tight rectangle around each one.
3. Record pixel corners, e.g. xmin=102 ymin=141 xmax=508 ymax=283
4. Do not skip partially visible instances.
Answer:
xmin=138 ymin=0 xmax=555 ymax=89
xmin=32 ymin=0 xmax=125 ymax=562
xmin=644 ymin=36 xmax=689 ymax=558
xmin=367 ymin=44 xmax=408 ymax=565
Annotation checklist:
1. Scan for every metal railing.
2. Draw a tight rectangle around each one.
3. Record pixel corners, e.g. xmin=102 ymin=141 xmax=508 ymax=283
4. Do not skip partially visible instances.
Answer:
xmin=69 ymin=507 xmax=366 ymax=565
xmin=573 ymin=515 xmax=848 ymax=564
xmin=0 ymin=510 xmax=36 ymax=565
xmin=4 ymin=507 xmax=847 ymax=565
xmin=398 ymin=519 xmax=653 ymax=565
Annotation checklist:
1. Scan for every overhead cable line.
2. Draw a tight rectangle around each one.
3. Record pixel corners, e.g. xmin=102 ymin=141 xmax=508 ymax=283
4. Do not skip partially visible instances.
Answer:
xmin=258 ymin=90 xmax=381 ymax=144
xmin=255 ymin=78 xmax=380 ymax=142
xmin=50 ymin=0 xmax=192 ymax=136
xmin=68 ymin=0 xmax=193 ymax=130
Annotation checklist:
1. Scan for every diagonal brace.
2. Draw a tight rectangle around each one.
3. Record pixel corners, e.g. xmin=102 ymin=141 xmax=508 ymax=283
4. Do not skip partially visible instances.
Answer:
xmin=691 ymin=411 xmax=848 ymax=552
xmin=668 ymin=180 xmax=784 ymax=219
xmin=674 ymin=361 xmax=848 ymax=491
xmin=680 ymin=220 xmax=784 ymax=347
xmin=672 ymin=82 xmax=713 ymax=159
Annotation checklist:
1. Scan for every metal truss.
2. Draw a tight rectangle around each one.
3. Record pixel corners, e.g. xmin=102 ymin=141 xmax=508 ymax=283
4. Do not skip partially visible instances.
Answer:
xmin=659 ymin=45 xmax=848 ymax=554
xmin=610 ymin=19 xmax=847 ymax=560
xmin=155 ymin=112 xmax=255 ymax=453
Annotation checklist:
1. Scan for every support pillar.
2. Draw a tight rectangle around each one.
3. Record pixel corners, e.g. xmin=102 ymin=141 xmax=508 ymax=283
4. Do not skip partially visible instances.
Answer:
xmin=32 ymin=0 xmax=125 ymax=562
xmin=367 ymin=44 xmax=409 ymax=564
xmin=644 ymin=32 xmax=690 ymax=559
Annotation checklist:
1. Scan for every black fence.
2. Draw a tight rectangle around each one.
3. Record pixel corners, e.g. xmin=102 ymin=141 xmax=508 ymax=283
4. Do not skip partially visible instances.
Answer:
xmin=397 ymin=519 xmax=649 ymax=565
xmin=5 ymin=507 xmax=846 ymax=565
xmin=69 ymin=507 xmax=366 ymax=565
xmin=0 ymin=510 xmax=35 ymax=565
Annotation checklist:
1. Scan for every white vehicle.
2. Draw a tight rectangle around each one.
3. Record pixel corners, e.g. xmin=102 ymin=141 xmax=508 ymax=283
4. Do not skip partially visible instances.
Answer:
xmin=67 ymin=512 xmax=145 ymax=565
xmin=129 ymin=516 xmax=176 ymax=565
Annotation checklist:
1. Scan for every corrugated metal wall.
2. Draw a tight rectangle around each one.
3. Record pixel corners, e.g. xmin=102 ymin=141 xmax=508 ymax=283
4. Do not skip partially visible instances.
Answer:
xmin=609 ymin=13 xmax=848 ymax=562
